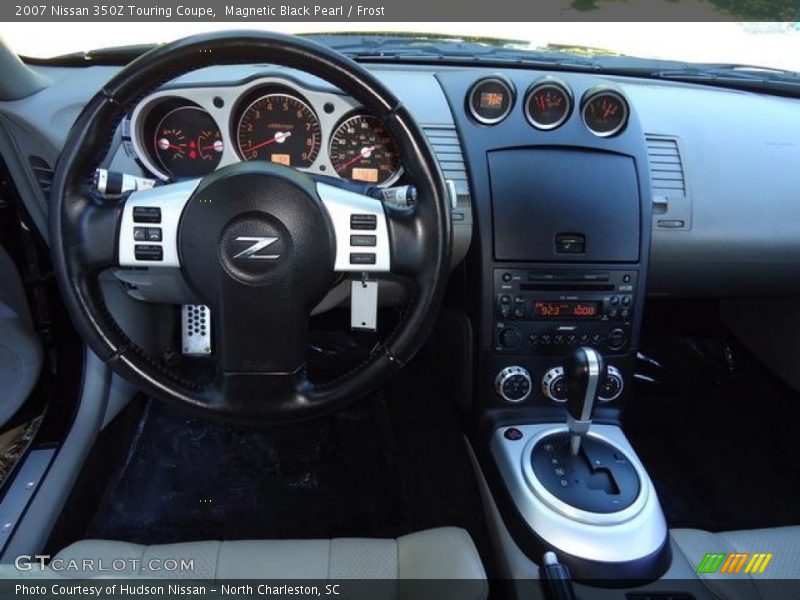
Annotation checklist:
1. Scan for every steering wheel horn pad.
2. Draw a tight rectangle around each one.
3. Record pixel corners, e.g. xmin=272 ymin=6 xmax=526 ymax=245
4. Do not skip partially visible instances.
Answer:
xmin=179 ymin=161 xmax=336 ymax=376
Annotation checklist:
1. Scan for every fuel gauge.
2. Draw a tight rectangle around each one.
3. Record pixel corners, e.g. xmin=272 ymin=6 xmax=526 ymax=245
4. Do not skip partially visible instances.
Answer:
xmin=153 ymin=106 xmax=223 ymax=178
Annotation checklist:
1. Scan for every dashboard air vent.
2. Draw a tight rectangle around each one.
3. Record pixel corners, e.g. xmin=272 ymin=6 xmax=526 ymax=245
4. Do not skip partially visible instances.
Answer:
xmin=422 ymin=126 xmax=469 ymax=197
xmin=28 ymin=156 xmax=54 ymax=198
xmin=645 ymin=135 xmax=686 ymax=196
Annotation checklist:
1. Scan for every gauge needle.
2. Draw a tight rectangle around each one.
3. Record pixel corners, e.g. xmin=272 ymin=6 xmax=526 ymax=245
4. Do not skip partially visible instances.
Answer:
xmin=246 ymin=131 xmax=292 ymax=153
xmin=157 ymin=139 xmax=187 ymax=151
xmin=338 ymin=145 xmax=380 ymax=170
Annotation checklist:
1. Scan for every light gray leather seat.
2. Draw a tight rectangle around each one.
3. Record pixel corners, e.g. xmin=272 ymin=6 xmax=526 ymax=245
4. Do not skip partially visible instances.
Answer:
xmin=0 ymin=244 xmax=42 ymax=428
xmin=47 ymin=528 xmax=487 ymax=599
xmin=672 ymin=526 xmax=800 ymax=600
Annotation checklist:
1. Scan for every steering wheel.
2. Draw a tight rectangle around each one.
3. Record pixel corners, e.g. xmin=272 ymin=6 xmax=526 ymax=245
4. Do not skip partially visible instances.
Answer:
xmin=50 ymin=31 xmax=452 ymax=422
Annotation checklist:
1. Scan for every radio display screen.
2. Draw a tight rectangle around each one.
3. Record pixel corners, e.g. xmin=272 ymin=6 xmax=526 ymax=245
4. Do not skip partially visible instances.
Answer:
xmin=533 ymin=301 xmax=600 ymax=318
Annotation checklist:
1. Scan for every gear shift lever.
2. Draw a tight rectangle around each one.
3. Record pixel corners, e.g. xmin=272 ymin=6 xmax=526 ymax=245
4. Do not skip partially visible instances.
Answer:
xmin=564 ymin=346 xmax=605 ymax=456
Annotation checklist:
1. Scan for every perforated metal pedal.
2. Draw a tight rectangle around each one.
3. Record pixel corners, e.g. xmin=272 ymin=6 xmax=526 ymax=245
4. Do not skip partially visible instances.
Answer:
xmin=182 ymin=305 xmax=211 ymax=356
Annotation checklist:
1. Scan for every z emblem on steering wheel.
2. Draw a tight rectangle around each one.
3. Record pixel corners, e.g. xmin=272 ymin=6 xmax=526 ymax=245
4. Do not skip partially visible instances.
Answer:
xmin=232 ymin=236 xmax=281 ymax=260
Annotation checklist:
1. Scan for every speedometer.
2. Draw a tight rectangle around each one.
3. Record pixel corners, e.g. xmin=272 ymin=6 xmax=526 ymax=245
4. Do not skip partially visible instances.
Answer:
xmin=329 ymin=113 xmax=401 ymax=186
xmin=235 ymin=92 xmax=321 ymax=168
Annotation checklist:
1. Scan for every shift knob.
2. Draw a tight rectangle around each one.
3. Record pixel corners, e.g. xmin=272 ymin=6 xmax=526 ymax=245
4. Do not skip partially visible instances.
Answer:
xmin=563 ymin=347 xmax=606 ymax=455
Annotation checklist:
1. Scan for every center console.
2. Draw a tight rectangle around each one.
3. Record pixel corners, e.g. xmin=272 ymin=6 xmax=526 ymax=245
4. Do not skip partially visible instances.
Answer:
xmin=437 ymin=69 xmax=670 ymax=583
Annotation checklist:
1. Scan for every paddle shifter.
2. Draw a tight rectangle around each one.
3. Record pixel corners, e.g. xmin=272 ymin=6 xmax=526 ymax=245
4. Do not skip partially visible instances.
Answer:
xmin=564 ymin=346 xmax=606 ymax=456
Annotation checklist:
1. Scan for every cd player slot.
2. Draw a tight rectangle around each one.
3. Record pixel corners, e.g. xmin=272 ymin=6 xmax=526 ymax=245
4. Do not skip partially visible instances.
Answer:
xmin=520 ymin=283 xmax=615 ymax=292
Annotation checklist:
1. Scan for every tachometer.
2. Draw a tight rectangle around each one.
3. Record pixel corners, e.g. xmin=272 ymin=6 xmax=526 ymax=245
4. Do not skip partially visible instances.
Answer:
xmin=329 ymin=113 xmax=401 ymax=186
xmin=153 ymin=106 xmax=223 ymax=178
xmin=582 ymin=90 xmax=628 ymax=137
xmin=235 ymin=93 xmax=321 ymax=168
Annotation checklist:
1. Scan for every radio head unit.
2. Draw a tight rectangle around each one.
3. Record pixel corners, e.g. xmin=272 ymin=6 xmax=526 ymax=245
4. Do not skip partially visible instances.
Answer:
xmin=494 ymin=268 xmax=638 ymax=355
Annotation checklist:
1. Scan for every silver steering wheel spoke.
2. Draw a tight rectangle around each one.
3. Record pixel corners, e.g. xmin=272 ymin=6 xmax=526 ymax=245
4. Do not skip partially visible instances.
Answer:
xmin=316 ymin=182 xmax=391 ymax=273
xmin=118 ymin=179 xmax=200 ymax=268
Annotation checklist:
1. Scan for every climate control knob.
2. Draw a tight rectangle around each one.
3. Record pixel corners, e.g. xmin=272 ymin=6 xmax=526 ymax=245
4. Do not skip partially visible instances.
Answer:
xmin=541 ymin=366 xmax=568 ymax=403
xmin=598 ymin=365 xmax=624 ymax=402
xmin=495 ymin=366 xmax=532 ymax=403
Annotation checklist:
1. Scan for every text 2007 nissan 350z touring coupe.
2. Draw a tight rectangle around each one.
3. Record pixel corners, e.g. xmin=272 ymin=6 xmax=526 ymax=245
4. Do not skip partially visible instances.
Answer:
xmin=0 ymin=25 xmax=799 ymax=600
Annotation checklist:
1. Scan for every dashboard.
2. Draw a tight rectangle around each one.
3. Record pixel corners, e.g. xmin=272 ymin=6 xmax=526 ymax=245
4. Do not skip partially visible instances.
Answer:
xmin=127 ymin=76 xmax=403 ymax=186
xmin=1 ymin=60 xmax=800 ymax=301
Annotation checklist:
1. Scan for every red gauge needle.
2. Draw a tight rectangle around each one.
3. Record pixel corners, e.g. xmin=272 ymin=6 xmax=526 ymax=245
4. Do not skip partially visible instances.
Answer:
xmin=157 ymin=138 xmax=187 ymax=151
xmin=338 ymin=145 xmax=380 ymax=170
xmin=245 ymin=131 xmax=292 ymax=153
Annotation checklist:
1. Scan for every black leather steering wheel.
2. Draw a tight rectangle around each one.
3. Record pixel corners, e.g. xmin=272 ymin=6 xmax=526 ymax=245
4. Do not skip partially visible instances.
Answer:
xmin=50 ymin=31 xmax=451 ymax=422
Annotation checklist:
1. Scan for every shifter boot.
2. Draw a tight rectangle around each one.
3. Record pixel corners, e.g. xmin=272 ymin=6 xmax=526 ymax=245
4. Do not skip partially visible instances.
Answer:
xmin=531 ymin=432 xmax=640 ymax=514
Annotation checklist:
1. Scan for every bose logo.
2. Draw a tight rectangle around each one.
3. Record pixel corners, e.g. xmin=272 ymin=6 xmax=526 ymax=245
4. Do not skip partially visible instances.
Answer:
xmin=232 ymin=236 xmax=280 ymax=260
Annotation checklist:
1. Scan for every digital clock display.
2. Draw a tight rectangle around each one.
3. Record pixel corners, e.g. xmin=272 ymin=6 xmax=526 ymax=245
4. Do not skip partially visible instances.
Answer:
xmin=533 ymin=301 xmax=600 ymax=318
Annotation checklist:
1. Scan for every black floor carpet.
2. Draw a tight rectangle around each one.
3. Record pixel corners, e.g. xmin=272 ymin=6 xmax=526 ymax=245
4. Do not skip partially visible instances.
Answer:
xmin=86 ymin=396 xmax=407 ymax=543
xmin=625 ymin=336 xmax=800 ymax=532
xmin=83 ymin=346 xmax=490 ymax=567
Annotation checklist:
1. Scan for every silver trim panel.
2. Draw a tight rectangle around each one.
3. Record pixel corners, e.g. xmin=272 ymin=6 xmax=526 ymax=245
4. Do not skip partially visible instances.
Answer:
xmin=118 ymin=179 xmax=200 ymax=268
xmin=490 ymin=423 xmax=668 ymax=563
xmin=129 ymin=77 xmax=380 ymax=184
xmin=316 ymin=182 xmax=391 ymax=272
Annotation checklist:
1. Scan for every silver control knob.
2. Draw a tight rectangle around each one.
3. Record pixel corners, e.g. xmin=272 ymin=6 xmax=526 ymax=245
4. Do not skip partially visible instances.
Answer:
xmin=541 ymin=366 xmax=567 ymax=403
xmin=598 ymin=365 xmax=624 ymax=402
xmin=495 ymin=366 xmax=532 ymax=403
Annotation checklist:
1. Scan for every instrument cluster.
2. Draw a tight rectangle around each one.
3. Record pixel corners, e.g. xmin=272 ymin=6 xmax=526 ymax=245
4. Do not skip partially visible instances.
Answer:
xmin=126 ymin=77 xmax=403 ymax=186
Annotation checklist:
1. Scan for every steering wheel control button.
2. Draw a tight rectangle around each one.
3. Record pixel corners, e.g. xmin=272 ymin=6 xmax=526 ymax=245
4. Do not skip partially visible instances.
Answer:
xmin=133 ymin=227 xmax=147 ymax=241
xmin=133 ymin=206 xmax=161 ymax=223
xmin=134 ymin=245 xmax=163 ymax=261
xmin=495 ymin=366 xmax=533 ymax=403
xmin=504 ymin=427 xmax=524 ymax=441
xmin=350 ymin=253 xmax=377 ymax=265
xmin=350 ymin=214 xmax=377 ymax=230
xmin=350 ymin=235 xmax=377 ymax=247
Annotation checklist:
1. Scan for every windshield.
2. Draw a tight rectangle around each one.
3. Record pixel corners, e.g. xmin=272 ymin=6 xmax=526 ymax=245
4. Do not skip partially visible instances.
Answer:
xmin=3 ymin=22 xmax=800 ymax=73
